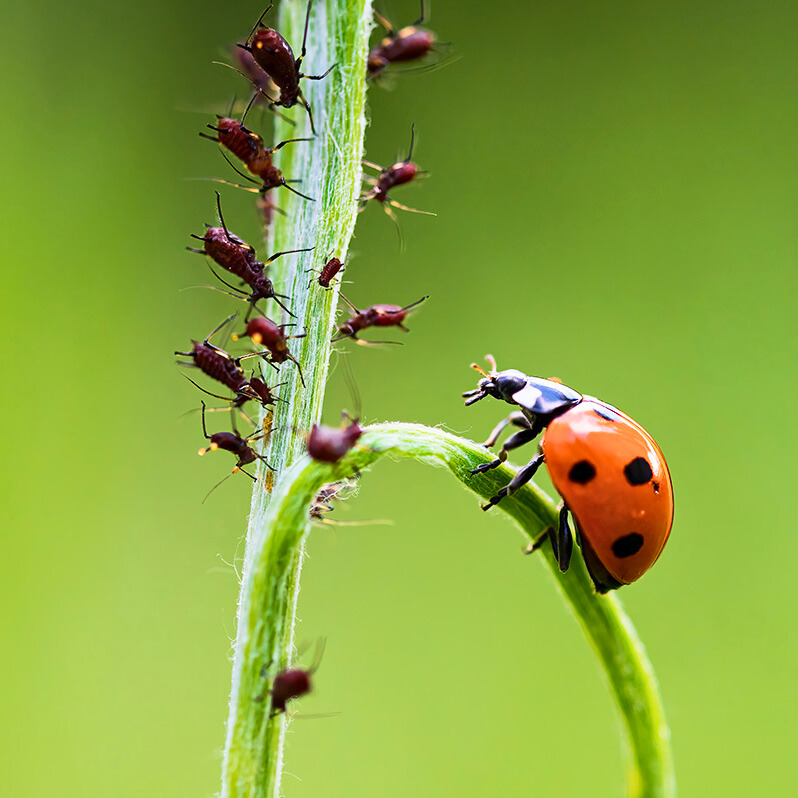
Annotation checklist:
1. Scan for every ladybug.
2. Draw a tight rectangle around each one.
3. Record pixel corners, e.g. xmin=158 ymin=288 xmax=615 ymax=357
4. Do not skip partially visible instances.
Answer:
xmin=463 ymin=356 xmax=673 ymax=592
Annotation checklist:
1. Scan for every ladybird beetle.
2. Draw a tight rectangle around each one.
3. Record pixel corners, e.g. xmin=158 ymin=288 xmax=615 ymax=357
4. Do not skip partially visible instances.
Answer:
xmin=463 ymin=356 xmax=673 ymax=592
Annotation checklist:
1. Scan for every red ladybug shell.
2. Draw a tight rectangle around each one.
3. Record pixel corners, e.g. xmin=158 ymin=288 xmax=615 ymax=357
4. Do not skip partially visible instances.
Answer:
xmin=542 ymin=399 xmax=673 ymax=585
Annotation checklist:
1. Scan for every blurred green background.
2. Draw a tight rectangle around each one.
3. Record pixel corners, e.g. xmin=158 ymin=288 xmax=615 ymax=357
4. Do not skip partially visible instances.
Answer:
xmin=2 ymin=0 xmax=796 ymax=794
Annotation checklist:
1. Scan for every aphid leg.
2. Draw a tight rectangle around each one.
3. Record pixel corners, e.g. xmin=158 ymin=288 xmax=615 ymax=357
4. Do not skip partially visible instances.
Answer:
xmin=270 ymin=137 xmax=313 ymax=153
xmin=301 ymin=63 xmax=337 ymax=80
xmin=263 ymin=246 xmax=316 ymax=267
xmin=471 ymin=422 xmax=541 ymax=475
xmin=480 ymin=453 xmax=545 ymax=511
xmin=300 ymin=95 xmax=316 ymax=136
xmin=279 ymin=179 xmax=316 ymax=201
xmin=361 ymin=160 xmax=384 ymax=171
xmin=410 ymin=0 xmax=426 ymax=27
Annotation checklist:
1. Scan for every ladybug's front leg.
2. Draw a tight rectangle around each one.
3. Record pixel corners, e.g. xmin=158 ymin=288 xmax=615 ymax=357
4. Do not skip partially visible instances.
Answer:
xmin=481 ymin=452 xmax=544 ymax=511
xmin=471 ymin=416 xmax=541 ymax=476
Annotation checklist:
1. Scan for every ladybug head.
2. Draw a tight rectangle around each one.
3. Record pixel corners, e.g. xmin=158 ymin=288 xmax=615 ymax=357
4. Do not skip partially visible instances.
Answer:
xmin=463 ymin=357 xmax=527 ymax=406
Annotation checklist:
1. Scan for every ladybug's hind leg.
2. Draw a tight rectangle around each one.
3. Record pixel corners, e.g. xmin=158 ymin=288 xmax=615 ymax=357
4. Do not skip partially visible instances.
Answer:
xmin=481 ymin=452 xmax=544 ymax=511
xmin=522 ymin=504 xmax=573 ymax=572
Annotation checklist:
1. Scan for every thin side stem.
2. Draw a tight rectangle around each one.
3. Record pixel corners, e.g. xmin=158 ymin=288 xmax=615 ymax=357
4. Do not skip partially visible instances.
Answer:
xmin=230 ymin=422 xmax=676 ymax=798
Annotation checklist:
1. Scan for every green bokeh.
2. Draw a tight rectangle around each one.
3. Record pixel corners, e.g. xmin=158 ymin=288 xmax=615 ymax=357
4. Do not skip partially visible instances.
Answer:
xmin=2 ymin=0 xmax=796 ymax=795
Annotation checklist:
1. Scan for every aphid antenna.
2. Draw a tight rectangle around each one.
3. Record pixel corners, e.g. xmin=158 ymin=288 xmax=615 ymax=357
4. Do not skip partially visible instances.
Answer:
xmin=205 ymin=312 xmax=240 ymax=344
xmin=337 ymin=292 xmax=360 ymax=314
xmin=239 ymin=91 xmax=259 ymax=125
xmin=219 ymin=152 xmax=262 ymax=186
xmin=410 ymin=0 xmax=427 ymax=28
xmin=202 ymin=472 xmax=236 ymax=503
xmin=207 ymin=263 xmax=248 ymax=296
xmin=186 ymin=176 xmax=261 ymax=195
xmin=244 ymin=4 xmax=275 ymax=48
xmin=404 ymin=123 xmax=416 ymax=163
xmin=340 ymin=357 xmax=362 ymax=421
xmin=180 ymin=373 xmax=235 ymax=403
xmin=296 ymin=0 xmax=315 ymax=64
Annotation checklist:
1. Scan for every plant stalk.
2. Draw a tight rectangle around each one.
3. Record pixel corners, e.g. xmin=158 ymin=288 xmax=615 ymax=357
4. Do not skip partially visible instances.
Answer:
xmin=220 ymin=2 xmax=373 ymax=796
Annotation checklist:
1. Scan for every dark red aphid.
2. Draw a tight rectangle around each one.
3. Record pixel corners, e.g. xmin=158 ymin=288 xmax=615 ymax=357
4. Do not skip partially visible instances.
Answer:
xmin=316 ymin=256 xmax=344 ymax=288
xmin=174 ymin=315 xmax=280 ymax=409
xmin=187 ymin=192 xmax=312 ymax=318
xmin=332 ymin=295 xmax=428 ymax=343
xmin=238 ymin=1 xmax=335 ymax=134
xmin=368 ymin=2 xmax=436 ymax=78
xmin=232 ymin=316 xmax=306 ymax=386
xmin=197 ymin=403 xmax=272 ymax=500
xmin=307 ymin=415 xmax=363 ymax=463
xmin=200 ymin=106 xmax=313 ymax=201
xmin=270 ymin=668 xmax=312 ymax=714
xmin=361 ymin=125 xmax=434 ymax=231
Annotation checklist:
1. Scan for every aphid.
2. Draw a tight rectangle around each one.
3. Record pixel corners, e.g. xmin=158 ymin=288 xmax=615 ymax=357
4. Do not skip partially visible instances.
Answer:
xmin=200 ymin=101 xmax=314 ymax=201
xmin=232 ymin=316 xmax=306 ymax=386
xmin=332 ymin=294 xmax=428 ymax=343
xmin=367 ymin=1 xmax=436 ymax=78
xmin=360 ymin=125 xmax=434 ymax=233
xmin=237 ymin=0 xmax=335 ymax=135
xmin=174 ymin=315 xmax=280 ymax=408
xmin=256 ymin=640 xmax=326 ymax=715
xmin=307 ymin=414 xmax=362 ymax=463
xmin=197 ymin=403 xmax=273 ymax=500
xmin=311 ymin=256 xmax=344 ymax=289
xmin=463 ymin=356 xmax=674 ymax=592
xmin=187 ymin=192 xmax=312 ymax=318
xmin=309 ymin=481 xmax=349 ymax=521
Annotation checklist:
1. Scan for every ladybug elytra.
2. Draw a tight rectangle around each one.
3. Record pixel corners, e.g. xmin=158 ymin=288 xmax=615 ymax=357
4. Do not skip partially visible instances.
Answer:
xmin=463 ymin=356 xmax=673 ymax=592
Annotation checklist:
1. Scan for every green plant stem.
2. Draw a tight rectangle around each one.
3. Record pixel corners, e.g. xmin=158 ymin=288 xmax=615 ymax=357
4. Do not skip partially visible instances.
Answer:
xmin=220 ymin=1 xmax=373 ymax=796
xmin=227 ymin=422 xmax=675 ymax=798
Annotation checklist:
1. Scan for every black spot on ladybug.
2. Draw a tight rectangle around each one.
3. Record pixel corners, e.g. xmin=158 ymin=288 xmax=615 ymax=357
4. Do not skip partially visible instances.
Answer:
xmin=624 ymin=457 xmax=653 ymax=486
xmin=568 ymin=460 xmax=596 ymax=484
xmin=612 ymin=533 xmax=644 ymax=558
xmin=593 ymin=407 xmax=620 ymax=422
xmin=652 ymin=480 xmax=660 ymax=494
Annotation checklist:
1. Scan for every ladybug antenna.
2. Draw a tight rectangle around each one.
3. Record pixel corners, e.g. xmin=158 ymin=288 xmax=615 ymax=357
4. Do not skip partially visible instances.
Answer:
xmin=470 ymin=362 xmax=489 ymax=378
xmin=484 ymin=354 xmax=498 ymax=373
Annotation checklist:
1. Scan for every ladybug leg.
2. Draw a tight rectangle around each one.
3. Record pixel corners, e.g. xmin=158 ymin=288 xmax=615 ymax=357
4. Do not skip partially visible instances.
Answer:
xmin=556 ymin=503 xmax=574 ymax=573
xmin=471 ymin=427 xmax=537 ymax=475
xmin=482 ymin=411 xmax=531 ymax=448
xmin=471 ymin=420 xmax=541 ymax=475
xmin=481 ymin=453 xmax=544 ymax=510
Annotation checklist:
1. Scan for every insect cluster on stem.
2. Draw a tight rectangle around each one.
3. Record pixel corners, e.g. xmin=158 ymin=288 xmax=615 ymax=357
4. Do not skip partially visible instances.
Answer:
xmin=176 ymin=0 xmax=446 ymax=714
